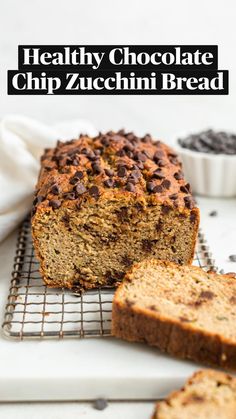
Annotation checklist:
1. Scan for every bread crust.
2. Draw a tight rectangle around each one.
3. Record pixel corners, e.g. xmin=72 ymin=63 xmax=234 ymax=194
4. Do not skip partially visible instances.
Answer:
xmin=112 ymin=260 xmax=236 ymax=370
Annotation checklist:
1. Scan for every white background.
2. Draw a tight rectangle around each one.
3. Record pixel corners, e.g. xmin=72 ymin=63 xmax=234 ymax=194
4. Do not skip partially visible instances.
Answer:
xmin=1 ymin=1 xmax=236 ymax=418
xmin=0 ymin=0 xmax=235 ymax=141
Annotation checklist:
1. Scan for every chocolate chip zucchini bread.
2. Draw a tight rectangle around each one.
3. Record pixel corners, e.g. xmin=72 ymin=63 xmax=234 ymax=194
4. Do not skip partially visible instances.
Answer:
xmin=153 ymin=369 xmax=236 ymax=419
xmin=32 ymin=130 xmax=199 ymax=289
xmin=112 ymin=260 xmax=236 ymax=370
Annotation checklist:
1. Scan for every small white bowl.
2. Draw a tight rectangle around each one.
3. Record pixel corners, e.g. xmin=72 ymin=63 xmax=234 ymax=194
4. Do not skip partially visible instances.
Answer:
xmin=173 ymin=133 xmax=236 ymax=198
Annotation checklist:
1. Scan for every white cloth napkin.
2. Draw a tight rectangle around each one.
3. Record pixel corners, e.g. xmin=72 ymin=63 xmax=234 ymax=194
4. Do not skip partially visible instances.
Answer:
xmin=0 ymin=115 xmax=97 ymax=242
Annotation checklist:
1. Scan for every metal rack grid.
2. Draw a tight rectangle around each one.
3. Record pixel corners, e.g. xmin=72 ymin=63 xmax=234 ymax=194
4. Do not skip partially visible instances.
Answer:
xmin=2 ymin=216 xmax=217 ymax=340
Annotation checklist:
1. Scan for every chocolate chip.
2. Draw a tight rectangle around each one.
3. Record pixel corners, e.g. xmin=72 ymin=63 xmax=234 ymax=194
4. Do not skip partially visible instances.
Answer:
xmin=33 ymin=195 xmax=45 ymax=205
xmin=142 ymin=134 xmax=151 ymax=142
xmin=180 ymin=185 xmax=189 ymax=194
xmin=149 ymin=305 xmax=156 ymax=311
xmin=161 ymin=179 xmax=171 ymax=189
xmin=92 ymin=162 xmax=102 ymax=174
xmin=76 ymin=201 xmax=81 ymax=210
xmin=199 ymin=291 xmax=215 ymax=300
xmin=104 ymin=168 xmax=114 ymax=177
xmin=49 ymin=200 xmax=61 ymax=209
xmin=104 ymin=178 xmax=114 ymax=188
xmin=153 ymin=184 xmax=164 ymax=193
xmin=146 ymin=181 xmax=155 ymax=192
xmin=50 ymin=184 xmax=60 ymax=195
xmin=169 ymin=193 xmax=178 ymax=200
xmin=134 ymin=151 xmax=147 ymax=162
xmin=161 ymin=205 xmax=171 ymax=214
xmin=63 ymin=192 xmax=75 ymax=200
xmin=126 ymin=182 xmax=135 ymax=192
xmin=142 ymin=239 xmax=153 ymax=252
xmin=152 ymin=169 xmax=165 ymax=180
xmin=153 ymin=150 xmax=165 ymax=162
xmin=116 ymin=149 xmax=126 ymax=157
xmin=174 ymin=171 xmax=184 ymax=180
xmin=190 ymin=211 xmax=197 ymax=223
xmin=122 ymin=256 xmax=133 ymax=267
xmin=117 ymin=165 xmax=127 ymax=177
xmin=74 ymin=170 xmax=84 ymax=179
xmin=229 ymin=255 xmax=236 ymax=262
xmin=157 ymin=159 xmax=166 ymax=167
xmin=209 ymin=210 xmax=218 ymax=217
xmin=75 ymin=184 xmax=87 ymax=195
xmin=184 ymin=196 xmax=193 ymax=209
xmin=93 ymin=399 xmax=108 ymax=411
xmin=89 ymin=185 xmax=100 ymax=198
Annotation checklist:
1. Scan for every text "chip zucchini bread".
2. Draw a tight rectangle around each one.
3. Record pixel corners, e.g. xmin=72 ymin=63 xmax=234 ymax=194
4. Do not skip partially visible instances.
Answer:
xmin=32 ymin=131 xmax=199 ymax=289
xmin=112 ymin=261 xmax=236 ymax=370
xmin=152 ymin=369 xmax=236 ymax=419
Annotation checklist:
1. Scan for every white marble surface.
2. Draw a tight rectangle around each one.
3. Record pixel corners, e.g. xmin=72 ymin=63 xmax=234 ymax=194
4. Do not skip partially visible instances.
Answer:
xmin=0 ymin=196 xmax=236 ymax=418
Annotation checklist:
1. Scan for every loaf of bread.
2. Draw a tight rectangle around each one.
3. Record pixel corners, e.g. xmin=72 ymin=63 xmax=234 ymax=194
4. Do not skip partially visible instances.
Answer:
xmin=153 ymin=369 xmax=236 ymax=419
xmin=112 ymin=260 xmax=236 ymax=370
xmin=32 ymin=130 xmax=199 ymax=289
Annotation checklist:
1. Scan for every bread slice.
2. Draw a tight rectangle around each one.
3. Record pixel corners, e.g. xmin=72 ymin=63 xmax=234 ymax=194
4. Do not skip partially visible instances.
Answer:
xmin=153 ymin=369 xmax=236 ymax=419
xmin=112 ymin=260 xmax=236 ymax=370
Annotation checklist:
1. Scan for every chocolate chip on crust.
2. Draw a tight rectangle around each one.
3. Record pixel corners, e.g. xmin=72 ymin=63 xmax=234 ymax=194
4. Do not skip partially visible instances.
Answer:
xmin=49 ymin=199 xmax=61 ymax=209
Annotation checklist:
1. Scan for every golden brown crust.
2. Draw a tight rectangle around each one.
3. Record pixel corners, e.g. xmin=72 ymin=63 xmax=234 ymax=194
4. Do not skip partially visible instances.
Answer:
xmin=112 ymin=261 xmax=236 ymax=371
xmin=32 ymin=130 xmax=198 ymax=216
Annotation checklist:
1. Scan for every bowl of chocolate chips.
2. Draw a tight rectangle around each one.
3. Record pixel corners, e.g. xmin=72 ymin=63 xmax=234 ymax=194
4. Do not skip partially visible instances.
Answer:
xmin=174 ymin=129 xmax=236 ymax=197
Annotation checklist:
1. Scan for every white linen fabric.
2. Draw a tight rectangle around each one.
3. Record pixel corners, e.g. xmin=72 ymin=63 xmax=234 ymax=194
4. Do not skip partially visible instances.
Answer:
xmin=0 ymin=115 xmax=97 ymax=242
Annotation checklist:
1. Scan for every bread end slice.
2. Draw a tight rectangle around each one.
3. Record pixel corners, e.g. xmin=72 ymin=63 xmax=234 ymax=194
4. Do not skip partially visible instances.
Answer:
xmin=112 ymin=260 xmax=236 ymax=370
xmin=153 ymin=369 xmax=236 ymax=419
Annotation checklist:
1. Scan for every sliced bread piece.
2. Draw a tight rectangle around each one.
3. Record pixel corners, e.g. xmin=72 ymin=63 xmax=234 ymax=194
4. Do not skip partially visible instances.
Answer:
xmin=112 ymin=260 xmax=236 ymax=370
xmin=152 ymin=369 xmax=236 ymax=419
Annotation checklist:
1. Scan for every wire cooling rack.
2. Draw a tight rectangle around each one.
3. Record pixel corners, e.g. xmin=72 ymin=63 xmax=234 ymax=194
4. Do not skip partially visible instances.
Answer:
xmin=2 ymin=216 xmax=217 ymax=340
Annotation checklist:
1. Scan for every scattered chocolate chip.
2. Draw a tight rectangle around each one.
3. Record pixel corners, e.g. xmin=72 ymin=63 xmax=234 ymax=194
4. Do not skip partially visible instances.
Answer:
xmin=49 ymin=200 xmax=61 ymax=209
xmin=190 ymin=211 xmax=197 ymax=223
xmin=50 ymin=184 xmax=60 ymax=195
xmin=180 ymin=185 xmax=189 ymax=193
xmin=155 ymin=220 xmax=162 ymax=231
xmin=116 ymin=149 xmax=126 ymax=157
xmin=157 ymin=159 xmax=166 ymax=167
xmin=116 ymin=207 xmax=129 ymax=222
xmin=142 ymin=134 xmax=151 ymax=142
xmin=117 ymin=165 xmax=127 ymax=177
xmin=122 ymin=256 xmax=133 ymax=267
xmin=199 ymin=291 xmax=215 ymax=300
xmin=153 ymin=150 xmax=165 ymax=162
xmin=209 ymin=210 xmax=218 ymax=217
xmin=104 ymin=168 xmax=114 ymax=177
xmin=169 ymin=193 xmax=178 ymax=200
xmin=149 ymin=305 xmax=156 ymax=311
xmin=230 ymin=296 xmax=236 ymax=303
xmin=174 ymin=171 xmax=184 ymax=180
xmin=161 ymin=205 xmax=171 ymax=214
xmin=152 ymin=169 xmax=165 ymax=180
xmin=229 ymin=255 xmax=236 ymax=262
xmin=146 ymin=181 xmax=155 ymax=192
xmin=126 ymin=182 xmax=135 ymax=192
xmin=134 ymin=151 xmax=147 ymax=162
xmin=153 ymin=184 xmax=164 ymax=193
xmin=161 ymin=179 xmax=171 ymax=189
xmin=93 ymin=399 xmax=108 ymax=411
xmin=33 ymin=195 xmax=45 ymax=205
xmin=104 ymin=178 xmax=114 ymax=188
xmin=63 ymin=192 xmax=76 ymax=200
xmin=75 ymin=184 xmax=87 ymax=195
xmin=89 ymin=185 xmax=100 ymax=198
xmin=184 ymin=196 xmax=193 ymax=209
xmin=142 ymin=239 xmax=153 ymax=252
xmin=92 ymin=162 xmax=102 ymax=174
